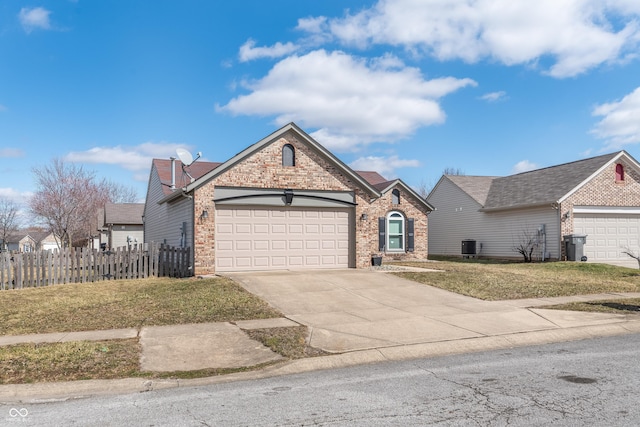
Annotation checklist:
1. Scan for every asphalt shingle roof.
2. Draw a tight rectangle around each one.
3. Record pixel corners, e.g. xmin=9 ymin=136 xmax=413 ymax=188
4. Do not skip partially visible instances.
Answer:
xmin=446 ymin=175 xmax=497 ymax=205
xmin=445 ymin=152 xmax=621 ymax=210
xmin=484 ymin=152 xmax=618 ymax=209
xmin=104 ymin=203 xmax=145 ymax=225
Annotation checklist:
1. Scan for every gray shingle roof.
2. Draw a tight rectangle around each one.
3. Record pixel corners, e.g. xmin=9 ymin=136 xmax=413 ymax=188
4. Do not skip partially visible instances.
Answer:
xmin=443 ymin=152 xmax=625 ymax=210
xmin=104 ymin=203 xmax=145 ymax=225
xmin=446 ymin=175 xmax=498 ymax=205
xmin=483 ymin=152 xmax=619 ymax=209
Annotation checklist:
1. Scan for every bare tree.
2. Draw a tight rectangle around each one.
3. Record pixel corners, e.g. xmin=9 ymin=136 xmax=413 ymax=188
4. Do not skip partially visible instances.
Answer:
xmin=418 ymin=167 xmax=466 ymax=198
xmin=103 ymin=180 xmax=139 ymax=203
xmin=442 ymin=167 xmax=465 ymax=176
xmin=512 ymin=229 xmax=539 ymax=263
xmin=29 ymin=159 xmax=138 ymax=248
xmin=621 ymin=246 xmax=640 ymax=268
xmin=0 ymin=197 xmax=21 ymax=251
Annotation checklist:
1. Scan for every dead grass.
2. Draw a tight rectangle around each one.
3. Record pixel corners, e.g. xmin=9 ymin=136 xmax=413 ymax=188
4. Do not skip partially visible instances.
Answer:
xmin=0 ymin=339 xmax=141 ymax=384
xmin=546 ymin=298 xmax=640 ymax=314
xmin=0 ymin=276 xmax=283 ymax=336
xmin=393 ymin=260 xmax=640 ymax=300
xmin=246 ymin=326 xmax=328 ymax=359
xmin=0 ymin=276 xmax=314 ymax=384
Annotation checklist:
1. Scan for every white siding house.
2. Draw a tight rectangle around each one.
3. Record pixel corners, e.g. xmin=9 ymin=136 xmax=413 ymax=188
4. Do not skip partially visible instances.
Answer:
xmin=427 ymin=151 xmax=640 ymax=266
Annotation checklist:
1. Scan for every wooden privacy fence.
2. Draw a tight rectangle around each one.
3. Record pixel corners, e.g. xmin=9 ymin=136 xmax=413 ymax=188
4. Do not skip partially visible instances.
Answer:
xmin=0 ymin=243 xmax=191 ymax=290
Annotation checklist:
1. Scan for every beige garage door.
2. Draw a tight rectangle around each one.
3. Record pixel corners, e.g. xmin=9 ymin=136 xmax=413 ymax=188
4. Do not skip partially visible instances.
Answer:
xmin=215 ymin=206 xmax=352 ymax=272
xmin=574 ymin=213 xmax=640 ymax=267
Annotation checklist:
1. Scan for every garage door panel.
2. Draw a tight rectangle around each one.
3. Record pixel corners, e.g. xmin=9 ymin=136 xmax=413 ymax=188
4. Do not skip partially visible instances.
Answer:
xmin=289 ymin=224 xmax=303 ymax=234
xmin=254 ymin=224 xmax=268 ymax=233
xmin=215 ymin=206 xmax=352 ymax=271
xmin=254 ymin=240 xmax=269 ymax=250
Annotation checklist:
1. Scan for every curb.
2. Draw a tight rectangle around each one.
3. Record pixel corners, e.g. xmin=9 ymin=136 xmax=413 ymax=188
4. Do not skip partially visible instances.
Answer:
xmin=3 ymin=318 xmax=640 ymax=404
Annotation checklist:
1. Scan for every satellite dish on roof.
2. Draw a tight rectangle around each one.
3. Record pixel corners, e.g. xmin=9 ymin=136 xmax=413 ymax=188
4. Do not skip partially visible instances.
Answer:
xmin=175 ymin=148 xmax=202 ymax=184
xmin=176 ymin=148 xmax=194 ymax=166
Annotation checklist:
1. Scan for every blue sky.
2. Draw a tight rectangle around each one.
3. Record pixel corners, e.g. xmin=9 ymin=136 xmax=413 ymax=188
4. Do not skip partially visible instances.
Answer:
xmin=2 ymin=1 xmax=640 ymax=212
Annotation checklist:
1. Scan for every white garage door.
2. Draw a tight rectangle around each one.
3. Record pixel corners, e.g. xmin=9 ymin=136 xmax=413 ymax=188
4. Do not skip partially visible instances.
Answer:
xmin=215 ymin=206 xmax=352 ymax=272
xmin=574 ymin=213 xmax=640 ymax=267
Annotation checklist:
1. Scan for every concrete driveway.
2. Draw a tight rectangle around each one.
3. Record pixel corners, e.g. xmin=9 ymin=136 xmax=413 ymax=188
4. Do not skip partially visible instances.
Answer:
xmin=226 ymin=269 xmax=627 ymax=353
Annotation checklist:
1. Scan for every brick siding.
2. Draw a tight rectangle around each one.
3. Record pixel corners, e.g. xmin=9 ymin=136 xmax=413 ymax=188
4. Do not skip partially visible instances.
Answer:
xmin=559 ymin=159 xmax=640 ymax=257
xmin=192 ymin=130 xmax=428 ymax=274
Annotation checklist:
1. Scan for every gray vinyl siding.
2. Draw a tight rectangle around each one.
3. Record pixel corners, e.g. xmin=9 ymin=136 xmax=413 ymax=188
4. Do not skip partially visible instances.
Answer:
xmin=428 ymin=178 xmax=561 ymax=259
xmin=163 ymin=197 xmax=194 ymax=248
xmin=111 ymin=226 xmax=144 ymax=248
xmin=479 ymin=207 xmax=560 ymax=260
xmin=427 ymin=178 xmax=486 ymax=256
xmin=144 ymin=166 xmax=169 ymax=245
xmin=144 ymin=165 xmax=194 ymax=249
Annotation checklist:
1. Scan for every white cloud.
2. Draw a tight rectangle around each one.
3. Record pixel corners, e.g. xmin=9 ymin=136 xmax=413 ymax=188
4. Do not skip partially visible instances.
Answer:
xmin=315 ymin=0 xmax=640 ymax=78
xmin=349 ymin=155 xmax=420 ymax=179
xmin=0 ymin=187 xmax=32 ymax=207
xmin=479 ymin=91 xmax=507 ymax=102
xmin=0 ymin=148 xmax=24 ymax=158
xmin=218 ymin=50 xmax=476 ymax=151
xmin=65 ymin=142 xmax=194 ymax=174
xmin=511 ymin=160 xmax=539 ymax=174
xmin=0 ymin=104 xmax=7 ymax=112
xmin=18 ymin=7 xmax=52 ymax=34
xmin=239 ymin=39 xmax=299 ymax=62
xmin=591 ymin=86 xmax=640 ymax=148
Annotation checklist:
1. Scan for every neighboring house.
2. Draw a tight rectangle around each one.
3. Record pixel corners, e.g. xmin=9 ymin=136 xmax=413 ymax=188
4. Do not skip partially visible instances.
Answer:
xmin=28 ymin=229 xmax=60 ymax=251
xmin=1 ymin=232 xmax=36 ymax=252
xmin=144 ymin=122 xmax=433 ymax=274
xmin=98 ymin=203 xmax=145 ymax=250
xmin=427 ymin=151 xmax=640 ymax=267
xmin=1 ymin=229 xmax=60 ymax=252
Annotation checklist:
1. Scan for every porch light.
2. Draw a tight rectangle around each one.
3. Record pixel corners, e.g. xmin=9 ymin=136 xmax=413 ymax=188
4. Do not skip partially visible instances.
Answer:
xmin=284 ymin=189 xmax=294 ymax=205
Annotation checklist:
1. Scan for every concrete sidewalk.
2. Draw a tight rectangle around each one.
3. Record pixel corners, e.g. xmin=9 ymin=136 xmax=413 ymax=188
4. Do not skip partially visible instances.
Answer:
xmin=2 ymin=267 xmax=640 ymax=402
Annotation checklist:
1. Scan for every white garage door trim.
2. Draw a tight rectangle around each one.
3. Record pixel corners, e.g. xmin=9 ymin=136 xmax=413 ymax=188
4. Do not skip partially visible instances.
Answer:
xmin=215 ymin=206 xmax=353 ymax=272
xmin=574 ymin=212 xmax=640 ymax=267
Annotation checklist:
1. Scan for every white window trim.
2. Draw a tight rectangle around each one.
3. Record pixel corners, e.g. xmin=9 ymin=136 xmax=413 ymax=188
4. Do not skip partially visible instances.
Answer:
xmin=386 ymin=211 xmax=405 ymax=252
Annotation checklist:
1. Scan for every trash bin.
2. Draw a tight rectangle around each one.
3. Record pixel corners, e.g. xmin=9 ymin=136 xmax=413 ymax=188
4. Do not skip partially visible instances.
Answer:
xmin=564 ymin=234 xmax=587 ymax=261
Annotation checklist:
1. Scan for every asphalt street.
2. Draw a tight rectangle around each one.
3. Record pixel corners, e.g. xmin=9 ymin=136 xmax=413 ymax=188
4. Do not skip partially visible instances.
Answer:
xmin=4 ymin=333 xmax=640 ymax=426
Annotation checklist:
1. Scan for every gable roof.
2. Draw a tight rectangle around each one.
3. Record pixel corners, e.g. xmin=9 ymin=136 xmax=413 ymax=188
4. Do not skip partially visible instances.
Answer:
xmin=445 ymin=175 xmax=497 ymax=205
xmin=431 ymin=151 xmax=638 ymax=211
xmin=158 ymin=122 xmax=383 ymax=203
xmin=375 ymin=179 xmax=435 ymax=211
xmin=104 ymin=203 xmax=145 ymax=225
xmin=153 ymin=159 xmax=222 ymax=197
xmin=355 ymin=171 xmax=388 ymax=187
xmin=483 ymin=152 xmax=623 ymax=210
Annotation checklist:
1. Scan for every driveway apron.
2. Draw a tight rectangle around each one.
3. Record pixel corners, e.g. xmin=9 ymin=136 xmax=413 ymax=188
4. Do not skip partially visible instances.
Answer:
xmin=226 ymin=269 xmax=624 ymax=353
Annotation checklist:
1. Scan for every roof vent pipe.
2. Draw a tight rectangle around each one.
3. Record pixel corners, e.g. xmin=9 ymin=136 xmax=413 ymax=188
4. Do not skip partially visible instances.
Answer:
xmin=170 ymin=157 xmax=176 ymax=190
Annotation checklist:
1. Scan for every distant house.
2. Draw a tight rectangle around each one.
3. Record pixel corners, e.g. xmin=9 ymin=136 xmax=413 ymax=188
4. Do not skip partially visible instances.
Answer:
xmin=28 ymin=229 xmax=59 ymax=251
xmin=97 ymin=203 xmax=145 ymax=250
xmin=144 ymin=122 xmax=433 ymax=275
xmin=427 ymin=151 xmax=640 ymax=267
xmin=1 ymin=229 xmax=60 ymax=253
xmin=1 ymin=232 xmax=36 ymax=253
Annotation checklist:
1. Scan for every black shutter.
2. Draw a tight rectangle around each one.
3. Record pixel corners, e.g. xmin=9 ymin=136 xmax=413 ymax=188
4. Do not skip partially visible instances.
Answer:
xmin=407 ymin=218 xmax=415 ymax=252
xmin=378 ymin=217 xmax=386 ymax=251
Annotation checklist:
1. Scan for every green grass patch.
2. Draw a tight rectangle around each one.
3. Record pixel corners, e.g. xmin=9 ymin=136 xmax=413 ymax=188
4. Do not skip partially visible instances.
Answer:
xmin=0 ymin=277 xmax=283 ymax=336
xmin=393 ymin=260 xmax=640 ymax=300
